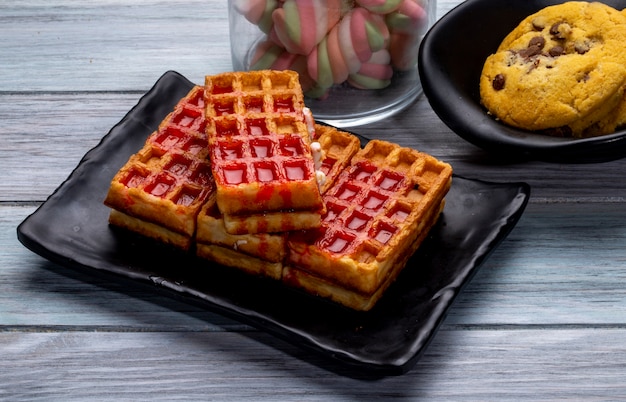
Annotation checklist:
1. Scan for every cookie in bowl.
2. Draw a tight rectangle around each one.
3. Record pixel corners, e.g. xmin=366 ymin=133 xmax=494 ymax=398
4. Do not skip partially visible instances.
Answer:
xmin=479 ymin=1 xmax=626 ymax=138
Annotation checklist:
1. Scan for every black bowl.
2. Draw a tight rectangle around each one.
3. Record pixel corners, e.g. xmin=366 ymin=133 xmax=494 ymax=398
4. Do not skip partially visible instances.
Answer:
xmin=418 ymin=0 xmax=626 ymax=162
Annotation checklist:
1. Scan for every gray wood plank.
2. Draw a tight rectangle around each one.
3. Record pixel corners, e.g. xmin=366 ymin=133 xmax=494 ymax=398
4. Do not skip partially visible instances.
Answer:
xmin=448 ymin=202 xmax=626 ymax=325
xmin=1 ymin=328 xmax=625 ymax=400
xmin=0 ymin=0 xmax=231 ymax=91
xmin=0 ymin=93 xmax=139 ymax=201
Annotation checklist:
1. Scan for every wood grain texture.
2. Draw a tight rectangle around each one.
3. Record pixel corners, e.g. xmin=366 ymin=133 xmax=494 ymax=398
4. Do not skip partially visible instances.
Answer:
xmin=0 ymin=0 xmax=232 ymax=91
xmin=3 ymin=0 xmax=626 ymax=399
xmin=1 ymin=329 xmax=626 ymax=400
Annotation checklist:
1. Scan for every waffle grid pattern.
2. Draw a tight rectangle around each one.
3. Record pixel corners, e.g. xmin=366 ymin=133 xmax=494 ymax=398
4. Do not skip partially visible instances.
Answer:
xmin=104 ymin=86 xmax=214 ymax=239
xmin=287 ymin=140 xmax=453 ymax=296
xmin=204 ymin=71 xmax=322 ymax=216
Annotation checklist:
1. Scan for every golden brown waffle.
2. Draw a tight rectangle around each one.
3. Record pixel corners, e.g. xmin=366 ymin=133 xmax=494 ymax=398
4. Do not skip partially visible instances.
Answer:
xmin=195 ymin=193 xmax=286 ymax=279
xmin=104 ymin=86 xmax=214 ymax=250
xmin=284 ymin=140 xmax=453 ymax=311
xmin=205 ymin=70 xmax=324 ymax=234
xmin=195 ymin=124 xmax=361 ymax=278
xmin=313 ymin=124 xmax=362 ymax=194
xmin=283 ymin=201 xmax=445 ymax=311
xmin=108 ymin=209 xmax=192 ymax=250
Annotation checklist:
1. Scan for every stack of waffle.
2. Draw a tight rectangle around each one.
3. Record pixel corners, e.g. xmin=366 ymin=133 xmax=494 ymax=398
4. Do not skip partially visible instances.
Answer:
xmin=196 ymin=122 xmax=361 ymax=280
xmin=205 ymin=70 xmax=324 ymax=234
xmin=104 ymin=86 xmax=213 ymax=250
xmin=284 ymin=140 xmax=452 ymax=311
xmin=104 ymin=70 xmax=453 ymax=311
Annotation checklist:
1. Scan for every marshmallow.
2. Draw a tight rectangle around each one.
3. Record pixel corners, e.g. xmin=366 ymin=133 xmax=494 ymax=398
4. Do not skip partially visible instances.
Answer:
xmin=307 ymin=7 xmax=389 ymax=92
xmin=345 ymin=7 xmax=390 ymax=63
xmin=233 ymin=0 xmax=280 ymax=33
xmin=325 ymin=24 xmax=351 ymax=84
xmin=307 ymin=35 xmax=334 ymax=93
xmin=356 ymin=0 xmax=403 ymax=14
xmin=250 ymin=40 xmax=315 ymax=91
xmin=385 ymin=0 xmax=427 ymax=34
xmin=348 ymin=49 xmax=393 ymax=89
xmin=271 ymin=0 xmax=343 ymax=55
xmin=235 ymin=0 xmax=429 ymax=96
xmin=337 ymin=11 xmax=363 ymax=73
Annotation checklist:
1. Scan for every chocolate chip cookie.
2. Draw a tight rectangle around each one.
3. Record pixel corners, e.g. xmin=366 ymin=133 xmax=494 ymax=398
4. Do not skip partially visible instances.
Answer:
xmin=480 ymin=1 xmax=626 ymax=137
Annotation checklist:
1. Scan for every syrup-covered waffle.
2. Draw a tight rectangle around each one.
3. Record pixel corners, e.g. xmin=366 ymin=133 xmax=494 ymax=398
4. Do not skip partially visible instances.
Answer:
xmin=205 ymin=70 xmax=325 ymax=234
xmin=283 ymin=201 xmax=445 ymax=311
xmin=104 ymin=86 xmax=214 ymax=250
xmin=284 ymin=140 xmax=453 ymax=311
xmin=195 ymin=124 xmax=361 ymax=279
xmin=313 ymin=124 xmax=363 ymax=194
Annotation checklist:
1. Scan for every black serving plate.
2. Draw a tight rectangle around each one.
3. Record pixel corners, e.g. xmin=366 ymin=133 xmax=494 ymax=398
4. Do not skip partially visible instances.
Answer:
xmin=17 ymin=71 xmax=529 ymax=376
xmin=419 ymin=0 xmax=626 ymax=163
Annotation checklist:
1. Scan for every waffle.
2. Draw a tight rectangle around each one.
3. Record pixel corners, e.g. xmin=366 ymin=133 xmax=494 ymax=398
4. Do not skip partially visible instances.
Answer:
xmin=195 ymin=124 xmax=361 ymax=279
xmin=205 ymin=70 xmax=325 ymax=234
xmin=195 ymin=192 xmax=286 ymax=279
xmin=104 ymin=86 xmax=214 ymax=250
xmin=283 ymin=140 xmax=453 ymax=311
xmin=283 ymin=201 xmax=445 ymax=311
xmin=313 ymin=124 xmax=363 ymax=194
xmin=108 ymin=209 xmax=192 ymax=249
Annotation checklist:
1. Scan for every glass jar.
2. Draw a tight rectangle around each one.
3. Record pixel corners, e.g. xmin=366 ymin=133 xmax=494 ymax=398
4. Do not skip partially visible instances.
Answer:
xmin=228 ymin=0 xmax=436 ymax=127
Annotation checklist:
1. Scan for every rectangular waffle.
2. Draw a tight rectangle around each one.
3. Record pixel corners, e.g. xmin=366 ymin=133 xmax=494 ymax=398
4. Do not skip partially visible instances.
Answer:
xmin=283 ymin=140 xmax=453 ymax=311
xmin=282 ymin=201 xmax=445 ymax=311
xmin=108 ymin=209 xmax=193 ymax=250
xmin=195 ymin=124 xmax=361 ymax=279
xmin=104 ymin=86 xmax=214 ymax=250
xmin=205 ymin=70 xmax=325 ymax=234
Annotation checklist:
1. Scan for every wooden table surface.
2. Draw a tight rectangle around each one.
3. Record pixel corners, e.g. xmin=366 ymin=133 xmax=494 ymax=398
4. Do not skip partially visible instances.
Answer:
xmin=3 ymin=0 xmax=626 ymax=399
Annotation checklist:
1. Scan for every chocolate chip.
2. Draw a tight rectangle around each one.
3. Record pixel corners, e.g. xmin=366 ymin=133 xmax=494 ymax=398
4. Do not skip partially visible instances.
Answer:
xmin=549 ymin=22 xmax=571 ymax=40
xmin=492 ymin=74 xmax=505 ymax=90
xmin=517 ymin=48 xmax=534 ymax=58
xmin=549 ymin=45 xmax=564 ymax=57
xmin=574 ymin=42 xmax=590 ymax=54
xmin=518 ymin=36 xmax=545 ymax=58
xmin=549 ymin=23 xmax=561 ymax=36
xmin=529 ymin=36 xmax=546 ymax=49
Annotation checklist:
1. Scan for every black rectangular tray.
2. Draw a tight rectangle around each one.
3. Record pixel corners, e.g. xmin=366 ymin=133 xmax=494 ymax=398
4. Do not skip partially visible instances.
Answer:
xmin=17 ymin=71 xmax=530 ymax=376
